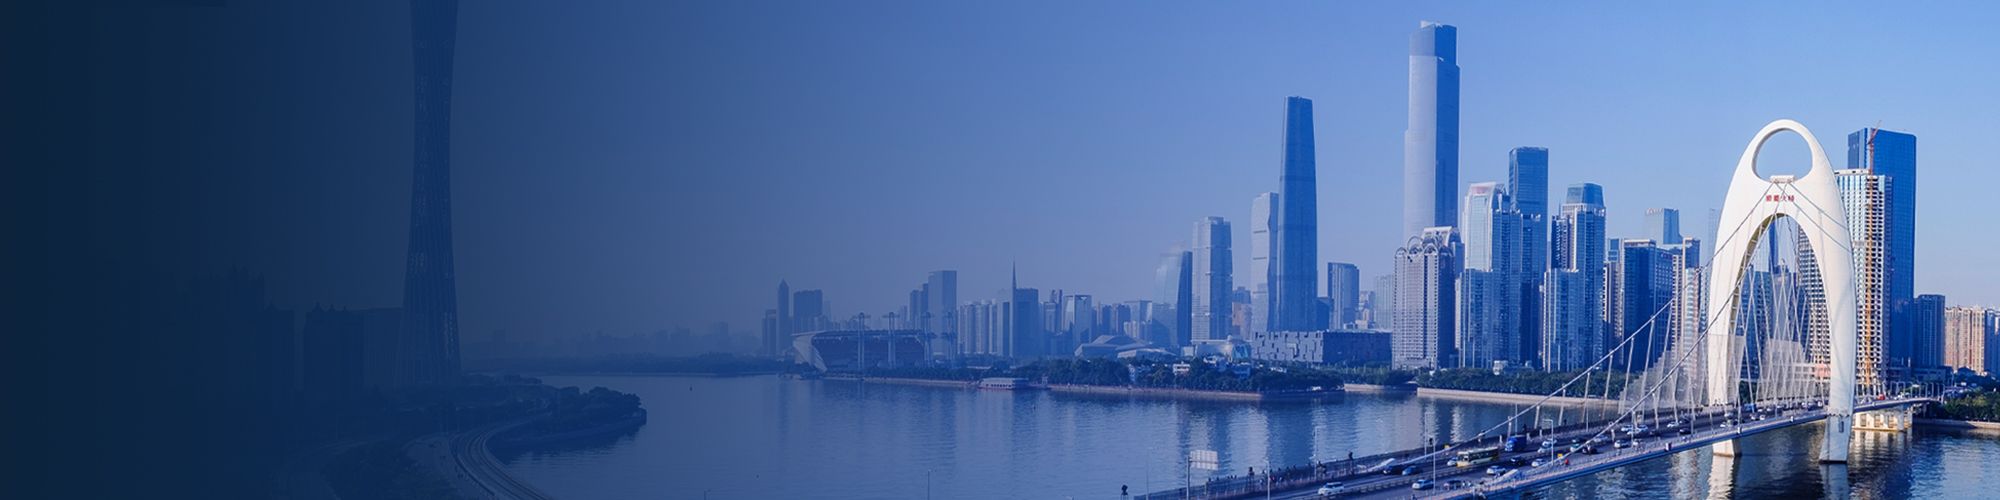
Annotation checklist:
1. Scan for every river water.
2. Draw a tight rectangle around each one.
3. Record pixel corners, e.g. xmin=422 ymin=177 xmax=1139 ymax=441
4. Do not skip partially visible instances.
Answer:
xmin=503 ymin=375 xmax=2000 ymax=499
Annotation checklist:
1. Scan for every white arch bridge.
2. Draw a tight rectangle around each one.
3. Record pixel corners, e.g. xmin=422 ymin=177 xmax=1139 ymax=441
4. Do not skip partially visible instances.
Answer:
xmin=1141 ymin=120 xmax=1941 ymax=500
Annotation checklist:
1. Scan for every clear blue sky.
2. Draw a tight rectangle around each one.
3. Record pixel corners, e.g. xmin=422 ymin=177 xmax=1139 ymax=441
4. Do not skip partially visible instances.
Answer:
xmin=294 ymin=1 xmax=2000 ymax=337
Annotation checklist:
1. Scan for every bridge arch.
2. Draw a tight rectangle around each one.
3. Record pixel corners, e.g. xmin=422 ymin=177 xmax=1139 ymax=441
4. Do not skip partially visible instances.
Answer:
xmin=1704 ymin=119 xmax=1858 ymax=462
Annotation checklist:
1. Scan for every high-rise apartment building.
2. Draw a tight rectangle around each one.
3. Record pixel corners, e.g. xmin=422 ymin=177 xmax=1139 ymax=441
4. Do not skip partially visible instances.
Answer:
xmin=1393 ymin=227 xmax=1459 ymax=369
xmin=1945 ymin=307 xmax=1991 ymax=375
xmin=1836 ymin=169 xmax=1890 ymax=388
xmin=1848 ymin=128 xmax=1916 ymax=378
xmin=1613 ymin=240 xmax=1677 ymax=370
xmin=1193 ymin=217 xmax=1233 ymax=341
xmin=1404 ymin=22 xmax=1460 ymax=238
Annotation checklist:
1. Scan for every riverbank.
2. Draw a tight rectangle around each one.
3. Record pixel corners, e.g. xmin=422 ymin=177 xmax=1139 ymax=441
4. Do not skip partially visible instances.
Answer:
xmin=815 ymin=375 xmax=1344 ymax=401
xmin=1047 ymin=383 xmax=1339 ymax=402
xmin=1915 ymin=418 xmax=2000 ymax=430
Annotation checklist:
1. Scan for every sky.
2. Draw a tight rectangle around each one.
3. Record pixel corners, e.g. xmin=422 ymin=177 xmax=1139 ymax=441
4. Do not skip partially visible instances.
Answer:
xmin=190 ymin=1 xmax=2000 ymax=340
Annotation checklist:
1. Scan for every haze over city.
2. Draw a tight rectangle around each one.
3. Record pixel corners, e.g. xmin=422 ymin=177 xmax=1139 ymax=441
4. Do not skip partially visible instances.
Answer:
xmin=277 ymin=1 xmax=1999 ymax=339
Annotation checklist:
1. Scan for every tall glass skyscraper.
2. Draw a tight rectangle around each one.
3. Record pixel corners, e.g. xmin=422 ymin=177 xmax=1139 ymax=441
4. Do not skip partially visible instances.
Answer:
xmin=1510 ymin=147 xmax=1549 ymax=363
xmin=1251 ymin=192 xmax=1278 ymax=333
xmin=1193 ymin=217 xmax=1233 ymax=341
xmin=400 ymin=0 xmax=462 ymax=387
xmin=1275 ymin=97 xmax=1320 ymax=332
xmin=1543 ymin=183 xmax=1606 ymax=371
xmin=1458 ymin=182 xmax=1522 ymax=369
xmin=1327 ymin=262 xmax=1361 ymax=329
xmin=1404 ymin=21 xmax=1460 ymax=238
xmin=1847 ymin=128 xmax=1916 ymax=374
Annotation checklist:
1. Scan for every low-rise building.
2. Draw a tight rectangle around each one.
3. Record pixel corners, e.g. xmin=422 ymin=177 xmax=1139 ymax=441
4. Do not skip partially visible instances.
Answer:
xmin=1246 ymin=329 xmax=1392 ymax=366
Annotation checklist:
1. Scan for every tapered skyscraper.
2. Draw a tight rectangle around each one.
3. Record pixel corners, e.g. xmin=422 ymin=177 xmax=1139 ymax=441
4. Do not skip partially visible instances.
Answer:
xmin=400 ymin=0 xmax=461 ymax=386
xmin=1404 ymin=21 xmax=1460 ymax=238
xmin=1274 ymin=97 xmax=1320 ymax=332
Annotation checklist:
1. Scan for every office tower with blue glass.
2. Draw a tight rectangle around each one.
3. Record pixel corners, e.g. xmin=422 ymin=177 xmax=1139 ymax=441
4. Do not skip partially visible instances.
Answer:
xmin=1847 ymin=128 xmax=1917 ymax=375
xmin=1458 ymin=182 xmax=1523 ymax=369
xmin=1510 ymin=147 xmax=1549 ymax=364
xmin=1327 ymin=263 xmax=1361 ymax=329
xmin=1543 ymin=183 xmax=1606 ymax=371
xmin=1404 ymin=21 xmax=1460 ymax=238
xmin=1275 ymin=96 xmax=1321 ymax=332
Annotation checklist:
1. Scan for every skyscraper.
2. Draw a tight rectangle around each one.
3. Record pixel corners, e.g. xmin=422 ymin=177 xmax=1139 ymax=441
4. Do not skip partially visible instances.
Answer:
xmin=1404 ymin=21 xmax=1460 ymax=238
xmin=793 ymin=289 xmax=825 ymax=332
xmin=1004 ymin=266 xmax=1042 ymax=359
xmin=1837 ymin=169 xmax=1889 ymax=388
xmin=1543 ymin=183 xmax=1606 ymax=371
xmin=1645 ymin=208 xmax=1682 ymax=246
xmin=1275 ymin=96 xmax=1321 ymax=332
xmin=1327 ymin=262 xmax=1361 ymax=329
xmin=1177 ymin=251 xmax=1195 ymax=347
xmin=1251 ymin=192 xmax=1278 ymax=333
xmin=1394 ymin=226 xmax=1458 ymax=369
xmin=927 ymin=270 xmax=957 ymax=355
xmin=776 ymin=280 xmax=792 ymax=356
xmin=1613 ymin=240 xmax=1676 ymax=370
xmin=1914 ymin=294 xmax=1946 ymax=369
xmin=399 ymin=0 xmax=462 ymax=387
xmin=1458 ymin=182 xmax=1522 ymax=369
xmin=1848 ymin=128 xmax=1916 ymax=379
xmin=1193 ymin=217 xmax=1233 ymax=341
xmin=1510 ymin=147 xmax=1549 ymax=364
xmin=1945 ymin=306 xmax=1989 ymax=375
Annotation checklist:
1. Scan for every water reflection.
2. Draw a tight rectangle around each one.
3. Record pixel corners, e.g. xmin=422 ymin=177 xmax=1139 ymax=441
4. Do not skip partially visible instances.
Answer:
xmin=505 ymin=376 xmax=2000 ymax=499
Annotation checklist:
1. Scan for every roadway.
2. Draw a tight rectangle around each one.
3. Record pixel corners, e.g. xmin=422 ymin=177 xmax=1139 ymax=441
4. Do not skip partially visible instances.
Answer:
xmin=1200 ymin=397 xmax=1931 ymax=500
xmin=410 ymin=417 xmax=557 ymax=500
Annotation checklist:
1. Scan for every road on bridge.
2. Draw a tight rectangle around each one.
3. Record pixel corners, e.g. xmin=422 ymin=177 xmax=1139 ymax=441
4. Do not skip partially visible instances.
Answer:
xmin=1164 ymin=397 xmax=1929 ymax=500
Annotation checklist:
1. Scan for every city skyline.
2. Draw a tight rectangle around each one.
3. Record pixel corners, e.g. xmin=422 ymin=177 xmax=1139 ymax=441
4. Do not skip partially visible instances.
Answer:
xmin=156 ymin=2 xmax=2000 ymax=343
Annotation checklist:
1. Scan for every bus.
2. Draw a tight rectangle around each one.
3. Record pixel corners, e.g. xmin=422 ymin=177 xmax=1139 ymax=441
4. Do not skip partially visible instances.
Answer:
xmin=1453 ymin=446 xmax=1501 ymax=468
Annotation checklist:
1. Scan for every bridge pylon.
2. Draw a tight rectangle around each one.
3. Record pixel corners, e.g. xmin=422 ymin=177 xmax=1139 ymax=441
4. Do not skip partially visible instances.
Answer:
xmin=1704 ymin=119 xmax=1859 ymax=463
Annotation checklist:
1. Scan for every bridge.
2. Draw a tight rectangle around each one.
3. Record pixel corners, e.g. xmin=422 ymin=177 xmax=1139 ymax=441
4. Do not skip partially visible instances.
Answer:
xmin=1140 ymin=120 xmax=1947 ymax=500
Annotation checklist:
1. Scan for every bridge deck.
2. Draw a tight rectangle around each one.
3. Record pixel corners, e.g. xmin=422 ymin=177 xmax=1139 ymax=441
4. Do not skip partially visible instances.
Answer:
xmin=1143 ymin=398 xmax=1931 ymax=500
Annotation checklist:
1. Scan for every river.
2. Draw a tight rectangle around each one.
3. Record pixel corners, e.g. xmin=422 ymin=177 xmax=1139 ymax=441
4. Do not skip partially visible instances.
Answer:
xmin=502 ymin=375 xmax=2000 ymax=499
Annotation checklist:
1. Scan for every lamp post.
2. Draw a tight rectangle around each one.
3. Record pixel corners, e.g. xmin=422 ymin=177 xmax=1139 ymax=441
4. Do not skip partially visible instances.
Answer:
xmin=926 ymin=468 xmax=933 ymax=500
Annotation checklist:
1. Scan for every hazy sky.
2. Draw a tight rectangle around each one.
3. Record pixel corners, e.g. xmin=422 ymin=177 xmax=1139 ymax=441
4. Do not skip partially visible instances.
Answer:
xmin=223 ymin=1 xmax=2000 ymax=339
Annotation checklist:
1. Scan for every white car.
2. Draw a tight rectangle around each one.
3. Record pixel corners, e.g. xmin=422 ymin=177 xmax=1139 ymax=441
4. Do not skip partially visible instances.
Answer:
xmin=1316 ymin=482 xmax=1347 ymax=497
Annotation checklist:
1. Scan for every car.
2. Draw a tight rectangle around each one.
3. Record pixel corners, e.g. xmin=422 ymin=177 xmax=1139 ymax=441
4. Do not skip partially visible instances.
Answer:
xmin=1446 ymin=479 xmax=1468 ymax=488
xmin=1400 ymin=465 xmax=1421 ymax=476
xmin=1664 ymin=420 xmax=1680 ymax=429
xmin=1569 ymin=443 xmax=1586 ymax=454
xmin=1618 ymin=424 xmax=1633 ymax=434
xmin=1315 ymin=482 xmax=1347 ymax=497
xmin=1719 ymin=419 xmax=1734 ymax=428
xmin=1485 ymin=465 xmax=1509 ymax=476
xmin=1579 ymin=444 xmax=1599 ymax=454
xmin=1411 ymin=479 xmax=1435 ymax=491
xmin=1613 ymin=439 xmax=1632 ymax=449
xmin=1530 ymin=458 xmax=1549 ymax=467
xmin=1678 ymin=426 xmax=1693 ymax=436
xmin=1541 ymin=439 xmax=1558 ymax=450
xmin=1635 ymin=424 xmax=1652 ymax=433
xmin=1590 ymin=435 xmax=1611 ymax=445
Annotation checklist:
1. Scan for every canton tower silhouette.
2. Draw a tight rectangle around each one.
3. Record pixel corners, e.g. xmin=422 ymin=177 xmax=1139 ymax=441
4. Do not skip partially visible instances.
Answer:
xmin=401 ymin=0 xmax=461 ymax=386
